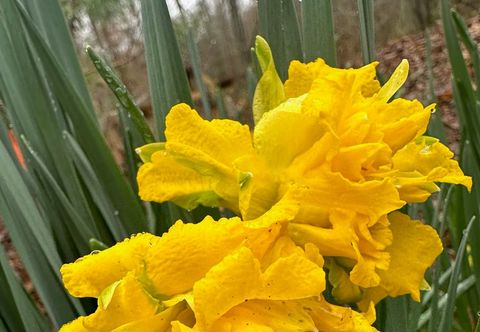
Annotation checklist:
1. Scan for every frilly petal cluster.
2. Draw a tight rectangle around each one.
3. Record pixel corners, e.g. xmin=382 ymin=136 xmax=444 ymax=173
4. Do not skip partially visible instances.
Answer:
xmin=61 ymin=55 xmax=471 ymax=331
xmin=60 ymin=204 xmax=374 ymax=331
xmin=136 ymin=58 xmax=470 ymax=309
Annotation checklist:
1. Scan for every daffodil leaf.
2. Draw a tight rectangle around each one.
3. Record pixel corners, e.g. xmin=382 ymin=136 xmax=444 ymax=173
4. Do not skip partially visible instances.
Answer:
xmin=86 ymin=46 xmax=155 ymax=144
xmin=252 ymin=36 xmax=285 ymax=124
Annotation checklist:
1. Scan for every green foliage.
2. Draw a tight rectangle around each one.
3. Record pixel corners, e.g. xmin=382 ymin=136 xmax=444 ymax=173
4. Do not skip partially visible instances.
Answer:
xmin=257 ymin=0 xmax=302 ymax=81
xmin=141 ymin=0 xmax=193 ymax=139
xmin=0 ymin=0 xmax=479 ymax=331
xmin=302 ymin=0 xmax=336 ymax=65
xmin=357 ymin=0 xmax=376 ymax=64
xmin=186 ymin=27 xmax=213 ymax=119
xmin=86 ymin=46 xmax=155 ymax=144
xmin=0 ymin=245 xmax=50 ymax=332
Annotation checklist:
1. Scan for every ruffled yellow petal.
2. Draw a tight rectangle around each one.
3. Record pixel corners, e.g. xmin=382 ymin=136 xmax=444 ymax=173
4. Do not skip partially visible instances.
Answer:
xmin=290 ymin=209 xmax=392 ymax=290
xmin=146 ymin=213 xmax=283 ymax=297
xmin=165 ymin=104 xmax=253 ymax=166
xmin=327 ymin=259 xmax=362 ymax=304
xmin=111 ymin=301 xmax=187 ymax=332
xmin=59 ymin=317 xmax=89 ymax=332
xmin=260 ymin=249 xmax=326 ymax=300
xmin=163 ymin=103 xmax=254 ymax=208
xmin=304 ymin=242 xmax=326 ymax=268
xmin=210 ymin=299 xmax=317 ymax=332
xmin=284 ymin=58 xmax=328 ymax=98
xmin=145 ymin=217 xmax=246 ymax=296
xmin=289 ymin=172 xmax=404 ymax=226
xmin=193 ymin=242 xmax=325 ymax=329
xmin=137 ymin=103 xmax=254 ymax=212
xmin=61 ymin=233 xmax=159 ymax=298
xmin=349 ymin=242 xmax=384 ymax=288
xmin=393 ymin=136 xmax=472 ymax=202
xmin=137 ymin=151 xmax=222 ymax=210
xmin=330 ymin=143 xmax=392 ymax=182
xmin=349 ymin=216 xmax=392 ymax=288
xmin=288 ymin=209 xmax=359 ymax=258
xmin=286 ymin=132 xmax=336 ymax=180
xmin=171 ymin=321 xmax=195 ymax=332
xmin=193 ymin=247 xmax=263 ymax=329
xmin=304 ymin=297 xmax=378 ymax=332
xmin=242 ymin=200 xmax=298 ymax=259
xmin=359 ymin=212 xmax=442 ymax=308
xmin=300 ymin=62 xmax=379 ymax=130
xmin=61 ymin=273 xmax=159 ymax=332
xmin=258 ymin=235 xmax=300 ymax=269
xmin=367 ymin=99 xmax=432 ymax=152
xmin=254 ymin=96 xmax=325 ymax=170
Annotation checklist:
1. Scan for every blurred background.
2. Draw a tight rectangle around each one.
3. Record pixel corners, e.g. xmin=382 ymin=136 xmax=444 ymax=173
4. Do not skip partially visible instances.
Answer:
xmin=60 ymin=0 xmax=479 ymax=163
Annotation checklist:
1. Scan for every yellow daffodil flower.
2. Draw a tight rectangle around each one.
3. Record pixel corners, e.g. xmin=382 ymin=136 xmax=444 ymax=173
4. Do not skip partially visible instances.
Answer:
xmin=136 ymin=51 xmax=470 ymax=309
xmin=356 ymin=212 xmax=443 ymax=310
xmin=60 ymin=202 xmax=374 ymax=331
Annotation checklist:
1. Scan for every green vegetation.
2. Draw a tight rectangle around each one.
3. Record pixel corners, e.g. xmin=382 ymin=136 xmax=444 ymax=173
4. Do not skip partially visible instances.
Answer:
xmin=0 ymin=0 xmax=479 ymax=330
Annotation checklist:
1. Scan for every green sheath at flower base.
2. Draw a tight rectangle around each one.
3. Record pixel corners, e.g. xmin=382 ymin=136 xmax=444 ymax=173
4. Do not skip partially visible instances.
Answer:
xmin=252 ymin=36 xmax=285 ymax=124
xmin=135 ymin=143 xmax=165 ymax=163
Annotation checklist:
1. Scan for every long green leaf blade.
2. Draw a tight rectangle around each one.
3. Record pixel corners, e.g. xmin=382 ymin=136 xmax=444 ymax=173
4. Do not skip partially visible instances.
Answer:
xmin=187 ymin=28 xmax=212 ymax=119
xmin=439 ymin=216 xmax=476 ymax=332
xmin=441 ymin=0 xmax=480 ymax=163
xmin=384 ymin=296 xmax=408 ymax=332
xmin=20 ymin=135 xmax=96 ymax=252
xmin=63 ymin=131 xmax=128 ymax=241
xmin=357 ymin=0 xmax=375 ymax=64
xmin=258 ymin=0 xmax=303 ymax=80
xmin=140 ymin=0 xmax=193 ymax=139
xmin=86 ymin=46 xmax=155 ymax=144
xmin=14 ymin=0 xmax=149 ymax=234
xmin=20 ymin=0 xmax=95 ymax=115
xmin=0 ymin=140 xmax=83 ymax=327
xmin=301 ymin=0 xmax=336 ymax=65
xmin=0 ymin=245 xmax=50 ymax=332
xmin=0 ymin=1 xmax=100 ymax=235
xmin=451 ymin=11 xmax=480 ymax=102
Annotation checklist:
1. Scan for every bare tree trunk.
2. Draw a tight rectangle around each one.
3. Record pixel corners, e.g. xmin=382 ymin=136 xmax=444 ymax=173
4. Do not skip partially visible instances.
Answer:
xmin=227 ymin=0 xmax=249 ymax=64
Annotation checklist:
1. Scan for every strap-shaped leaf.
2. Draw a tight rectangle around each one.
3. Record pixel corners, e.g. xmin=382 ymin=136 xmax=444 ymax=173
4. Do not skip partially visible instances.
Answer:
xmin=301 ymin=0 xmax=336 ymax=65
xmin=439 ymin=216 xmax=476 ymax=332
xmin=86 ymin=46 xmax=155 ymax=144
xmin=357 ymin=0 xmax=376 ymax=64
xmin=258 ymin=0 xmax=303 ymax=80
xmin=14 ymin=0 xmax=149 ymax=234
xmin=141 ymin=0 xmax=193 ymax=138
xmin=0 ymin=245 xmax=50 ymax=332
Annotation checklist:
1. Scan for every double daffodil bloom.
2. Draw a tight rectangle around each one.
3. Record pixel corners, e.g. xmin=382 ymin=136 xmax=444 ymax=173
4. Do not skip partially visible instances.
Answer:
xmin=60 ymin=202 xmax=375 ymax=331
xmin=137 ymin=50 xmax=471 ymax=309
